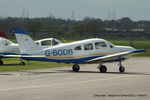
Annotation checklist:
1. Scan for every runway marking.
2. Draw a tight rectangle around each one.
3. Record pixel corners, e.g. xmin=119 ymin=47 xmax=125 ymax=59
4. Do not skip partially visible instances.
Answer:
xmin=0 ymin=75 xmax=137 ymax=91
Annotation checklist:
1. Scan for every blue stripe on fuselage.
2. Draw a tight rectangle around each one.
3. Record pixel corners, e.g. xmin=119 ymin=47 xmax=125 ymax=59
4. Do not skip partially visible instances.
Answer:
xmin=0 ymin=52 xmax=18 ymax=55
xmin=21 ymin=55 xmax=126 ymax=64
xmin=22 ymin=55 xmax=104 ymax=64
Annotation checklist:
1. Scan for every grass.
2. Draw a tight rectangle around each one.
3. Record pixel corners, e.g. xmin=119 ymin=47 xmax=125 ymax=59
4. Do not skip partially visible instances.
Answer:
xmin=110 ymin=40 xmax=150 ymax=49
xmin=135 ymin=51 xmax=150 ymax=57
xmin=0 ymin=58 xmax=71 ymax=72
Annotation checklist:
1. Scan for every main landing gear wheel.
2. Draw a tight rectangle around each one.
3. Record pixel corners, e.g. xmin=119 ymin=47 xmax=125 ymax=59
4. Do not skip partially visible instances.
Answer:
xmin=119 ymin=66 xmax=125 ymax=73
xmin=72 ymin=64 xmax=80 ymax=72
xmin=119 ymin=61 xmax=125 ymax=73
xmin=99 ymin=65 xmax=107 ymax=73
xmin=0 ymin=59 xmax=3 ymax=65
xmin=19 ymin=60 xmax=25 ymax=66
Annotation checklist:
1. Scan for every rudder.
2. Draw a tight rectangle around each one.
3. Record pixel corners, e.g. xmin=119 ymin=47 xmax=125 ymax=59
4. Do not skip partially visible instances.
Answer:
xmin=13 ymin=28 xmax=42 ymax=54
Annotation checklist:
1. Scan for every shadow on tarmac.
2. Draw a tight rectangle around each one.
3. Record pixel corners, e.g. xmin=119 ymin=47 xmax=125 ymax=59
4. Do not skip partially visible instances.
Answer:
xmin=0 ymin=74 xmax=13 ymax=75
xmin=0 ymin=70 xmax=150 ymax=76
xmin=56 ymin=70 xmax=150 ymax=76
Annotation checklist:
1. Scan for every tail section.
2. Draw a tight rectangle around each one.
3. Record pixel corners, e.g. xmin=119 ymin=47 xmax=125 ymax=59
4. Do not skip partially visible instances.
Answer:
xmin=13 ymin=28 xmax=42 ymax=54
xmin=0 ymin=31 xmax=8 ymax=39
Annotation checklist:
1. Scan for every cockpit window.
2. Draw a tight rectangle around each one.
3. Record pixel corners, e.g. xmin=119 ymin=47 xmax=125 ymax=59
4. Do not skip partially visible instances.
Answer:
xmin=107 ymin=41 xmax=114 ymax=48
xmin=4 ymin=40 xmax=11 ymax=46
xmin=41 ymin=40 xmax=51 ymax=46
xmin=95 ymin=42 xmax=107 ymax=49
xmin=35 ymin=42 xmax=39 ymax=46
xmin=84 ymin=43 xmax=93 ymax=50
xmin=74 ymin=46 xmax=81 ymax=50
xmin=52 ymin=39 xmax=60 ymax=45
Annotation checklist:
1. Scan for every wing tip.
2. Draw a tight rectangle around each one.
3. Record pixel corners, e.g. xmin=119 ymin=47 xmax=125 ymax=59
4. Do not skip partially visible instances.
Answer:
xmin=132 ymin=49 xmax=147 ymax=53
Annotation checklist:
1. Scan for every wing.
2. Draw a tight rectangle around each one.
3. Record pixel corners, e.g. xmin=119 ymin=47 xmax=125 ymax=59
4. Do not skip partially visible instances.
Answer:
xmin=0 ymin=54 xmax=21 ymax=58
xmin=0 ymin=54 xmax=45 ymax=58
xmin=87 ymin=49 xmax=147 ymax=63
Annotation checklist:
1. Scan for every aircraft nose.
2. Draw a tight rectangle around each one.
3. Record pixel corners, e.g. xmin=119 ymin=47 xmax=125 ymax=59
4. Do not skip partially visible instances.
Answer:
xmin=117 ymin=46 xmax=135 ymax=52
xmin=129 ymin=46 xmax=135 ymax=50
xmin=125 ymin=46 xmax=135 ymax=51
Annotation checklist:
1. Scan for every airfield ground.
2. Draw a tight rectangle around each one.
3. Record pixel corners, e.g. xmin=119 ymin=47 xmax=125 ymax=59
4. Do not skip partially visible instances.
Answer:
xmin=0 ymin=57 xmax=150 ymax=100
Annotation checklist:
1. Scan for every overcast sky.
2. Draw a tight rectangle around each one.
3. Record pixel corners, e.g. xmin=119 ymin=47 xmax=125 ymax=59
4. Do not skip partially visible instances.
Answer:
xmin=0 ymin=0 xmax=149 ymax=21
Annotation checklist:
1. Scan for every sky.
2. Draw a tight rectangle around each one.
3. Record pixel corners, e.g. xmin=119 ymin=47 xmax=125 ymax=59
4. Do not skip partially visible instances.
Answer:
xmin=0 ymin=0 xmax=149 ymax=21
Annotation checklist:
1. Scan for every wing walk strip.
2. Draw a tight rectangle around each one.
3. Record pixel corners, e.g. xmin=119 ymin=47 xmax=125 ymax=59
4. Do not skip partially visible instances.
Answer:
xmin=0 ymin=75 xmax=137 ymax=91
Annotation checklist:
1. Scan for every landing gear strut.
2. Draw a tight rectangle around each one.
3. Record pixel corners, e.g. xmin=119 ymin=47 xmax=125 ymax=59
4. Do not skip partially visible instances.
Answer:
xmin=72 ymin=64 xmax=80 ymax=72
xmin=118 ymin=61 xmax=125 ymax=73
xmin=19 ymin=59 xmax=25 ymax=66
xmin=0 ymin=59 xmax=3 ymax=65
xmin=98 ymin=63 xmax=107 ymax=73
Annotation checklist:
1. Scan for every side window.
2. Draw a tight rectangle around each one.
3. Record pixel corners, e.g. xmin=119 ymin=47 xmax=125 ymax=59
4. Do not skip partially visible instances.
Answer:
xmin=84 ymin=44 xmax=93 ymax=50
xmin=41 ymin=40 xmax=51 ymax=46
xmin=95 ymin=42 xmax=107 ymax=49
xmin=107 ymin=42 xmax=114 ymax=48
xmin=4 ymin=40 xmax=11 ymax=46
xmin=35 ymin=42 xmax=39 ymax=46
xmin=52 ymin=39 xmax=60 ymax=45
xmin=74 ymin=46 xmax=81 ymax=50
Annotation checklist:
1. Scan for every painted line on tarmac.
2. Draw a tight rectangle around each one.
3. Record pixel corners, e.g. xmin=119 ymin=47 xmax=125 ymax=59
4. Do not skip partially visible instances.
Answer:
xmin=0 ymin=75 xmax=137 ymax=91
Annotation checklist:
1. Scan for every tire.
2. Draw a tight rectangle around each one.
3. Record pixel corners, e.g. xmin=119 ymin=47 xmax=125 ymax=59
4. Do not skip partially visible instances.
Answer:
xmin=99 ymin=65 xmax=107 ymax=73
xmin=0 ymin=60 xmax=3 ymax=65
xmin=20 ymin=61 xmax=25 ymax=66
xmin=72 ymin=64 xmax=80 ymax=72
xmin=119 ymin=66 xmax=125 ymax=73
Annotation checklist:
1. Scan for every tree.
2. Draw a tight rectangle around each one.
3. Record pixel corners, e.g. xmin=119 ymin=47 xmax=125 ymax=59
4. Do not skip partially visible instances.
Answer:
xmin=24 ymin=19 xmax=43 ymax=36
xmin=118 ymin=17 xmax=134 ymax=31
xmin=72 ymin=24 xmax=86 ymax=37
xmin=86 ymin=20 xmax=105 ymax=37
xmin=45 ymin=19 xmax=59 ymax=37
xmin=57 ymin=24 xmax=69 ymax=38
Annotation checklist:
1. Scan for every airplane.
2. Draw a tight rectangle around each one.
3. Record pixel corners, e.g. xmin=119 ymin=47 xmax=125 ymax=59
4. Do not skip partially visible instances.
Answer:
xmin=0 ymin=31 xmax=8 ymax=39
xmin=9 ymin=28 xmax=146 ymax=73
xmin=0 ymin=32 xmax=62 ymax=65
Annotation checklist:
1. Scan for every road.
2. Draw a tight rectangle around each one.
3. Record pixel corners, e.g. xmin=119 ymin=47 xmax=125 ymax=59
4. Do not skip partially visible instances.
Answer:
xmin=0 ymin=57 xmax=150 ymax=100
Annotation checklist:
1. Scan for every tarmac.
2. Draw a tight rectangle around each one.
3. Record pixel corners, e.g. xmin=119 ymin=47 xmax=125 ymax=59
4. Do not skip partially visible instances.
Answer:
xmin=0 ymin=57 xmax=150 ymax=100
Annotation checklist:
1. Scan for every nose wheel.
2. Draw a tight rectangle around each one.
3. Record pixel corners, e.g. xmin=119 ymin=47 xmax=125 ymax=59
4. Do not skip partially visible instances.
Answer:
xmin=118 ymin=61 xmax=125 ymax=73
xmin=72 ymin=64 xmax=80 ymax=72
xmin=19 ymin=59 xmax=25 ymax=66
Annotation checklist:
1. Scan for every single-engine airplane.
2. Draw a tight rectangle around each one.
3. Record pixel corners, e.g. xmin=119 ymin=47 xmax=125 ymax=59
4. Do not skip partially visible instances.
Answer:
xmin=0 ymin=32 xmax=62 ymax=65
xmin=10 ymin=28 xmax=146 ymax=73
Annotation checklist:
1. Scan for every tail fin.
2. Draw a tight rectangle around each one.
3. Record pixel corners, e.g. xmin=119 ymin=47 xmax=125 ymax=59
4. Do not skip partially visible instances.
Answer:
xmin=0 ymin=31 xmax=8 ymax=39
xmin=13 ymin=28 xmax=42 ymax=54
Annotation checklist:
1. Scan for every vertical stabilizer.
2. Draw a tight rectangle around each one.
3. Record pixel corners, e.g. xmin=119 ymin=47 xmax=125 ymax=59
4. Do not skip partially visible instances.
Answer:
xmin=13 ymin=28 xmax=42 ymax=54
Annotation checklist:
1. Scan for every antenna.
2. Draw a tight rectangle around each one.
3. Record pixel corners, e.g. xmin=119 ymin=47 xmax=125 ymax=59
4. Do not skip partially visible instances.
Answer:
xmin=112 ymin=11 xmax=116 ymax=20
xmin=26 ymin=10 xmax=29 ymax=18
xmin=22 ymin=9 xmax=29 ymax=18
xmin=22 ymin=8 xmax=25 ymax=18
xmin=108 ymin=11 xmax=110 ymax=21
xmin=71 ymin=10 xmax=75 ymax=20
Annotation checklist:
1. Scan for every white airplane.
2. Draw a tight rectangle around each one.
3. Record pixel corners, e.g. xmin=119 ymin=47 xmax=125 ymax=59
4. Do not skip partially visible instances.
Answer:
xmin=8 ymin=28 xmax=146 ymax=73
xmin=0 ymin=34 xmax=62 ymax=65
